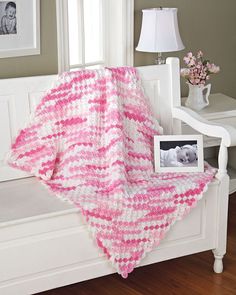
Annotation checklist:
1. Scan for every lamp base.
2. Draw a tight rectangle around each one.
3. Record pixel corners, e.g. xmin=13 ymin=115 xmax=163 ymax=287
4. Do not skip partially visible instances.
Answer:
xmin=155 ymin=52 xmax=166 ymax=65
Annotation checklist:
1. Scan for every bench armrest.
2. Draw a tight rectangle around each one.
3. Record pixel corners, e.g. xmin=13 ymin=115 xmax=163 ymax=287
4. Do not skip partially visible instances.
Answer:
xmin=172 ymin=106 xmax=236 ymax=147
xmin=172 ymin=106 xmax=236 ymax=179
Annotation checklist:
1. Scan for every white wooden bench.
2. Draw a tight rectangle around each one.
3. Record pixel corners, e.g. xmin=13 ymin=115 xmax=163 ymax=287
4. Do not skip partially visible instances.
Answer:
xmin=0 ymin=58 xmax=235 ymax=295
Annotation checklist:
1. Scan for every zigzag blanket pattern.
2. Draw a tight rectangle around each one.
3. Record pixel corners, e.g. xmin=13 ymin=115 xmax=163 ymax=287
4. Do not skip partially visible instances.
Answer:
xmin=7 ymin=67 xmax=215 ymax=278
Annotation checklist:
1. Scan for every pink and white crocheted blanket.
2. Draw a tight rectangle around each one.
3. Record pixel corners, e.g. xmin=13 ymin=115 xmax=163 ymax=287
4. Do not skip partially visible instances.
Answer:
xmin=7 ymin=67 xmax=215 ymax=278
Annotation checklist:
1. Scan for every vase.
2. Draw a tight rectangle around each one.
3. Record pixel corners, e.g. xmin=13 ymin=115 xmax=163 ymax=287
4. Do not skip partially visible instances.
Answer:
xmin=185 ymin=83 xmax=211 ymax=111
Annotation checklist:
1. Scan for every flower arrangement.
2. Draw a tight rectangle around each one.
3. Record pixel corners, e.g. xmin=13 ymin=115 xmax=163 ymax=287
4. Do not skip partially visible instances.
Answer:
xmin=181 ymin=51 xmax=220 ymax=87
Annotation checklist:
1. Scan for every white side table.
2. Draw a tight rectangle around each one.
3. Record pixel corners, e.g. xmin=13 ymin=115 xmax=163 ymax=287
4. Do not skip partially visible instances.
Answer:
xmin=181 ymin=93 xmax=236 ymax=194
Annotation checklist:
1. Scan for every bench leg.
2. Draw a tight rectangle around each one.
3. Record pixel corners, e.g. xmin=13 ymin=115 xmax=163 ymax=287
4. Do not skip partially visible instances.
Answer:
xmin=212 ymin=171 xmax=229 ymax=274
xmin=212 ymin=250 xmax=224 ymax=273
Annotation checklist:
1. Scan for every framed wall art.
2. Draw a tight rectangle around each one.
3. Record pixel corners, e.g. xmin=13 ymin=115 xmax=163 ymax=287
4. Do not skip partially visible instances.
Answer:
xmin=154 ymin=134 xmax=204 ymax=173
xmin=0 ymin=0 xmax=40 ymax=58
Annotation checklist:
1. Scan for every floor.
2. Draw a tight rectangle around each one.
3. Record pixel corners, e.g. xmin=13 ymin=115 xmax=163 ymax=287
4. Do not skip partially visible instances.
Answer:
xmin=40 ymin=194 xmax=236 ymax=295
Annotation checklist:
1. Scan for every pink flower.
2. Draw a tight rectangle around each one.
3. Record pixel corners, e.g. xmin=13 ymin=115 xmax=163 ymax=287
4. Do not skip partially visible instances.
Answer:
xmin=207 ymin=63 xmax=220 ymax=74
xmin=183 ymin=52 xmax=196 ymax=66
xmin=197 ymin=50 xmax=203 ymax=58
xmin=180 ymin=68 xmax=190 ymax=78
xmin=181 ymin=51 xmax=220 ymax=86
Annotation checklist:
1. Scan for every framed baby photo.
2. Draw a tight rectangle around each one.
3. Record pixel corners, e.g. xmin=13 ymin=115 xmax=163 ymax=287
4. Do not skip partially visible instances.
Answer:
xmin=154 ymin=134 xmax=204 ymax=173
xmin=0 ymin=0 xmax=40 ymax=58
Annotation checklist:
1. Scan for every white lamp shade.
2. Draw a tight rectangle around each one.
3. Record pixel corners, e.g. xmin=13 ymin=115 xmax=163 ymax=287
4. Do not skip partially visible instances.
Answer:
xmin=136 ymin=8 xmax=185 ymax=53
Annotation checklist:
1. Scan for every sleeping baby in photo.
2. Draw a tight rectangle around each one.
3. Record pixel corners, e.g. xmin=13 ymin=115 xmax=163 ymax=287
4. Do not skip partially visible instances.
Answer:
xmin=160 ymin=144 xmax=198 ymax=167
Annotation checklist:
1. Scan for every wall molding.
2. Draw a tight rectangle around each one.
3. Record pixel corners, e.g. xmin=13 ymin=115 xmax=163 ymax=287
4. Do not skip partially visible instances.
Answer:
xmin=56 ymin=0 xmax=70 ymax=74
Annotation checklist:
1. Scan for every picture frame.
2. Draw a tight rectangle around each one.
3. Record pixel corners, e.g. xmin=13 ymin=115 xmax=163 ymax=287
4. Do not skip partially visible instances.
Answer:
xmin=0 ymin=0 xmax=40 ymax=58
xmin=154 ymin=134 xmax=204 ymax=173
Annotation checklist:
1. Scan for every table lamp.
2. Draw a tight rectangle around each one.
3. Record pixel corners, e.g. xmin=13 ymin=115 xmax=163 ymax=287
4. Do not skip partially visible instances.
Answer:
xmin=136 ymin=8 xmax=185 ymax=64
